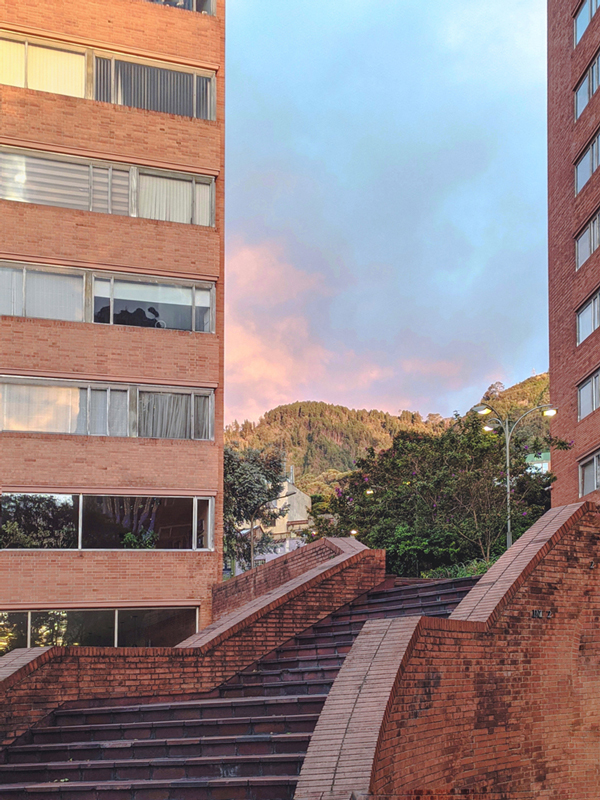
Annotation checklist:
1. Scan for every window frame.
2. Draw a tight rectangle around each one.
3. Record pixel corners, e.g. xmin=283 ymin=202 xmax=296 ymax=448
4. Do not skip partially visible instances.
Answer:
xmin=0 ymin=260 xmax=216 ymax=332
xmin=0 ymin=493 xmax=215 ymax=551
xmin=0 ymin=375 xmax=215 ymax=441
xmin=575 ymin=51 xmax=600 ymax=119
xmin=577 ymin=289 xmax=600 ymax=343
xmin=579 ymin=450 xmax=600 ymax=496
xmin=578 ymin=370 xmax=600 ymax=419
xmin=575 ymin=132 xmax=600 ymax=193
xmin=0 ymin=31 xmax=217 ymax=121
xmin=575 ymin=0 xmax=600 ymax=46
xmin=576 ymin=212 xmax=600 ymax=269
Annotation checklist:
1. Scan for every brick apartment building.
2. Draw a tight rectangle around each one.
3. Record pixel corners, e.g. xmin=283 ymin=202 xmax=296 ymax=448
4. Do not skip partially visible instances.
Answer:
xmin=549 ymin=0 xmax=600 ymax=505
xmin=0 ymin=0 xmax=225 ymax=652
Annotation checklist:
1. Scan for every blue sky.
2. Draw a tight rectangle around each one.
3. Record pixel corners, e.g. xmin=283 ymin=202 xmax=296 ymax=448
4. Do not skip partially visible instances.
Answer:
xmin=224 ymin=0 xmax=548 ymax=423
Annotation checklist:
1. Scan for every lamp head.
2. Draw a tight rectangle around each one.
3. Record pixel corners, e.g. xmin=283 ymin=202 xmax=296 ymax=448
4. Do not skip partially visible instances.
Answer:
xmin=543 ymin=407 xmax=557 ymax=417
xmin=472 ymin=404 xmax=492 ymax=416
xmin=350 ymin=530 xmax=358 ymax=537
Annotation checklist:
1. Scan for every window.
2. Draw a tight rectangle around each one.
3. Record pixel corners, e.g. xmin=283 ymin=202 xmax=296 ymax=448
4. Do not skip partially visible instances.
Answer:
xmin=580 ymin=450 xmax=600 ymax=495
xmin=0 ymin=378 xmax=214 ymax=440
xmin=575 ymin=0 xmax=600 ymax=45
xmin=579 ymin=371 xmax=600 ymax=419
xmin=0 ymin=607 xmax=197 ymax=655
xmin=0 ymin=147 xmax=215 ymax=226
xmin=576 ymin=212 xmax=600 ymax=268
xmin=575 ymin=52 xmax=600 ymax=118
xmin=146 ymin=0 xmax=215 ymax=12
xmin=0 ymin=262 xmax=215 ymax=332
xmin=576 ymin=133 xmax=600 ymax=192
xmin=577 ymin=290 xmax=600 ymax=343
xmin=95 ymin=59 xmax=215 ymax=121
xmin=0 ymin=494 xmax=214 ymax=550
xmin=0 ymin=38 xmax=85 ymax=97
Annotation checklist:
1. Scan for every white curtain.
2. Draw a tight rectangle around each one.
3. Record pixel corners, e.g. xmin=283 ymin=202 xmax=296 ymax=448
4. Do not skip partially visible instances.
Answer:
xmin=138 ymin=392 xmax=191 ymax=439
xmin=0 ymin=267 xmax=23 ymax=316
xmin=2 ymin=384 xmax=85 ymax=433
xmin=194 ymin=395 xmax=212 ymax=439
xmin=0 ymin=39 xmax=25 ymax=87
xmin=27 ymin=45 xmax=85 ymax=98
xmin=138 ymin=175 xmax=192 ymax=224
xmin=25 ymin=271 xmax=84 ymax=321
xmin=89 ymin=389 xmax=108 ymax=435
xmin=108 ymin=390 xmax=129 ymax=437
xmin=194 ymin=181 xmax=212 ymax=226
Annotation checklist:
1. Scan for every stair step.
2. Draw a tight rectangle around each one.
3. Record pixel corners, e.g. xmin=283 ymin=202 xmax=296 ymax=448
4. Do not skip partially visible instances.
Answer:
xmin=227 ymin=665 xmax=341 ymax=686
xmin=7 ymin=733 xmax=311 ymax=764
xmin=219 ymin=680 xmax=333 ymax=699
xmin=0 ymin=753 xmax=304 ymax=784
xmin=31 ymin=714 xmax=320 ymax=745
xmin=0 ymin=776 xmax=298 ymax=799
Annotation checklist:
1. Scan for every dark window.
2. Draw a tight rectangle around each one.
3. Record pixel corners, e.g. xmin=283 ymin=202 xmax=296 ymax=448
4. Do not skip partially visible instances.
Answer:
xmin=0 ymin=612 xmax=27 ymax=656
xmin=115 ymin=60 xmax=194 ymax=117
xmin=0 ymin=494 xmax=79 ymax=549
xmin=30 ymin=610 xmax=115 ymax=647
xmin=81 ymin=496 xmax=194 ymax=549
xmin=118 ymin=607 xmax=195 ymax=647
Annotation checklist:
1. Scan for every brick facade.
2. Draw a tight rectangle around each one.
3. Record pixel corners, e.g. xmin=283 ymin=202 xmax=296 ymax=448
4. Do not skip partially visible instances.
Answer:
xmin=548 ymin=0 xmax=600 ymax=504
xmin=296 ymin=502 xmax=600 ymax=799
xmin=0 ymin=0 xmax=225 ymax=610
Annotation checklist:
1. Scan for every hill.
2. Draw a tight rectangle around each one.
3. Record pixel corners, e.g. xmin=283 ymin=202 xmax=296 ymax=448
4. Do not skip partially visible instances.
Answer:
xmin=224 ymin=373 xmax=550 ymax=495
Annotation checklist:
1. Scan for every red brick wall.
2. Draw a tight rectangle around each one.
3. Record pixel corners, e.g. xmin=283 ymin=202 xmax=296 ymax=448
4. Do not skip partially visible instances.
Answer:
xmin=0 ymin=0 xmax=225 ymax=605
xmin=212 ymin=538 xmax=338 ymax=620
xmin=0 ymin=543 xmax=385 ymax=745
xmin=548 ymin=0 xmax=600 ymax=505
xmin=297 ymin=503 xmax=600 ymax=799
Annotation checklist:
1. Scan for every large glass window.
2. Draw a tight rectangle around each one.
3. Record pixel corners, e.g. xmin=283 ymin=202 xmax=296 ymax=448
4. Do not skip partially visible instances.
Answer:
xmin=576 ymin=53 xmax=600 ymax=118
xmin=0 ymin=607 xmax=197 ymax=655
xmin=576 ymin=213 xmax=600 ymax=268
xmin=580 ymin=451 xmax=600 ymax=495
xmin=579 ymin=371 xmax=600 ymax=419
xmin=577 ymin=291 xmax=600 ymax=343
xmin=0 ymin=39 xmax=85 ymax=97
xmin=0 ymin=262 xmax=214 ymax=332
xmin=0 ymin=379 xmax=214 ymax=440
xmin=145 ymin=0 xmax=215 ymax=13
xmin=0 ymin=494 xmax=79 ymax=549
xmin=576 ymin=0 xmax=600 ymax=45
xmin=576 ymin=134 xmax=600 ymax=193
xmin=0 ymin=494 xmax=213 ymax=550
xmin=0 ymin=146 xmax=215 ymax=227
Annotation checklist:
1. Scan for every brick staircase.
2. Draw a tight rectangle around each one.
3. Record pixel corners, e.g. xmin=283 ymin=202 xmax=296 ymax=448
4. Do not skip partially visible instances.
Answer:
xmin=0 ymin=576 xmax=478 ymax=798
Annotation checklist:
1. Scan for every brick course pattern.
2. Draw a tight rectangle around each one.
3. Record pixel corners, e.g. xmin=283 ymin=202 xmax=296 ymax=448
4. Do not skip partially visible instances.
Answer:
xmin=0 ymin=538 xmax=385 ymax=746
xmin=296 ymin=502 xmax=600 ymax=799
xmin=548 ymin=0 xmax=600 ymax=504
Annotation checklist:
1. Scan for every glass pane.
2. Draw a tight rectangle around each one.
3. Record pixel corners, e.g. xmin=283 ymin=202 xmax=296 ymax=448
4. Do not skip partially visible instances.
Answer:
xmin=89 ymin=389 xmax=108 ymax=435
xmin=579 ymin=379 xmax=594 ymax=418
xmin=0 ymin=493 xmax=79 ymax=549
xmin=576 ymin=0 xmax=591 ymax=44
xmin=27 ymin=46 xmax=85 ymax=98
xmin=196 ymin=498 xmax=210 ymax=549
xmin=577 ymin=227 xmax=591 ymax=268
xmin=197 ymin=0 xmax=215 ymax=13
xmin=138 ymin=392 xmax=191 ymax=439
xmin=195 ymin=288 xmax=211 ymax=332
xmin=91 ymin=166 xmax=109 ymax=214
xmin=0 ymin=39 xmax=25 ymax=88
xmin=113 ymin=280 xmax=192 ymax=330
xmin=0 ymin=612 xmax=28 ymax=656
xmin=115 ymin=60 xmax=194 ymax=117
xmin=25 ymin=271 xmax=84 ymax=321
xmin=139 ymin=174 xmax=193 ymax=224
xmin=577 ymin=75 xmax=590 ymax=118
xmin=94 ymin=57 xmax=112 ymax=103
xmin=194 ymin=181 xmax=212 ymax=226
xmin=111 ymin=169 xmax=130 ymax=216
xmin=31 ymin=610 xmax=114 ymax=647
xmin=93 ymin=278 xmax=111 ymax=324
xmin=0 ymin=266 xmax=23 ymax=316
xmin=0 ymin=152 xmax=90 ymax=210
xmin=194 ymin=394 xmax=212 ymax=439
xmin=109 ymin=390 xmax=128 ymax=436
xmin=2 ymin=383 xmax=85 ymax=434
xmin=582 ymin=460 xmax=596 ymax=495
xmin=578 ymin=302 xmax=594 ymax=342
xmin=118 ymin=607 xmax=195 ymax=647
xmin=82 ymin=495 xmax=193 ymax=549
xmin=196 ymin=75 xmax=213 ymax=120
xmin=577 ymin=149 xmax=592 ymax=192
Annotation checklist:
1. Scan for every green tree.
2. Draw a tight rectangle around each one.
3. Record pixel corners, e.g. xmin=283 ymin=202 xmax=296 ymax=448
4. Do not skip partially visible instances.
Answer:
xmin=307 ymin=414 xmax=559 ymax=576
xmin=223 ymin=445 xmax=287 ymax=572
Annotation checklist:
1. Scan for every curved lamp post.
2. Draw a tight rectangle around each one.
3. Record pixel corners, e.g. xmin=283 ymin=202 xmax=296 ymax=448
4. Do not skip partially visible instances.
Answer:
xmin=471 ymin=402 xmax=557 ymax=550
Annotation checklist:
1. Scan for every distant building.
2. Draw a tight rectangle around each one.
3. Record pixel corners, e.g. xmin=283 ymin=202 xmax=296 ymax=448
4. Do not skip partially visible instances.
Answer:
xmin=525 ymin=452 xmax=551 ymax=474
xmin=266 ymin=470 xmax=311 ymax=540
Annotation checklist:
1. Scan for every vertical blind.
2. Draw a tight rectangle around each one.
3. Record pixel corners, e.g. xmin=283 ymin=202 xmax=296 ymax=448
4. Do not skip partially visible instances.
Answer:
xmin=25 ymin=271 xmax=84 ymax=321
xmin=0 ymin=148 xmax=214 ymax=226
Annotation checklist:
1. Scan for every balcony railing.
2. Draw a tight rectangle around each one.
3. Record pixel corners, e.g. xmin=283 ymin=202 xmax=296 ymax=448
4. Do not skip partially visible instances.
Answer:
xmin=145 ymin=0 xmax=215 ymax=13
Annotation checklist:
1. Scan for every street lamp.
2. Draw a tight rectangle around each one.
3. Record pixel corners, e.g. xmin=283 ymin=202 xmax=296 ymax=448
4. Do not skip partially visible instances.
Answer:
xmin=471 ymin=402 xmax=558 ymax=550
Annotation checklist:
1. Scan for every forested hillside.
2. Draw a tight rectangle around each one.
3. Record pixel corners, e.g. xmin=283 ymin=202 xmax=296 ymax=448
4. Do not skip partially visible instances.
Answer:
xmin=224 ymin=373 xmax=550 ymax=495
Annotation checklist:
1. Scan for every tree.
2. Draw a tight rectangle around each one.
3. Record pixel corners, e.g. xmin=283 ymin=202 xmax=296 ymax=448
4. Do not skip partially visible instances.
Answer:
xmin=0 ymin=494 xmax=78 ymax=549
xmin=223 ymin=445 xmax=287 ymax=572
xmin=306 ymin=415 xmax=558 ymax=576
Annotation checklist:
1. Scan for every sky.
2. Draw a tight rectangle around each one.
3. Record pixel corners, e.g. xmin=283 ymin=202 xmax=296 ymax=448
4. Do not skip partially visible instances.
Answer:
xmin=224 ymin=0 xmax=548 ymax=424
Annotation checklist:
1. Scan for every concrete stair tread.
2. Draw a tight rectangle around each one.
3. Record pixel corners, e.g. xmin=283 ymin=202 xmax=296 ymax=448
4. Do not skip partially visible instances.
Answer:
xmin=0 ymin=775 xmax=299 ymax=790
xmin=0 ymin=752 xmax=304 ymax=770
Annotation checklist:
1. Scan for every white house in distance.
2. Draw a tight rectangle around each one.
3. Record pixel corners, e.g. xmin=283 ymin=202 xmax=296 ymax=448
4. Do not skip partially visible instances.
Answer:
xmin=266 ymin=468 xmax=311 ymax=540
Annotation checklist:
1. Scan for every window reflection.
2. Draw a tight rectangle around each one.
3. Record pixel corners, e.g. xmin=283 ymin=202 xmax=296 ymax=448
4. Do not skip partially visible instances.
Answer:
xmin=0 ymin=612 xmax=27 ymax=656
xmin=0 ymin=494 xmax=79 ymax=549
xmin=118 ymin=607 xmax=195 ymax=647
xmin=31 ymin=610 xmax=114 ymax=647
